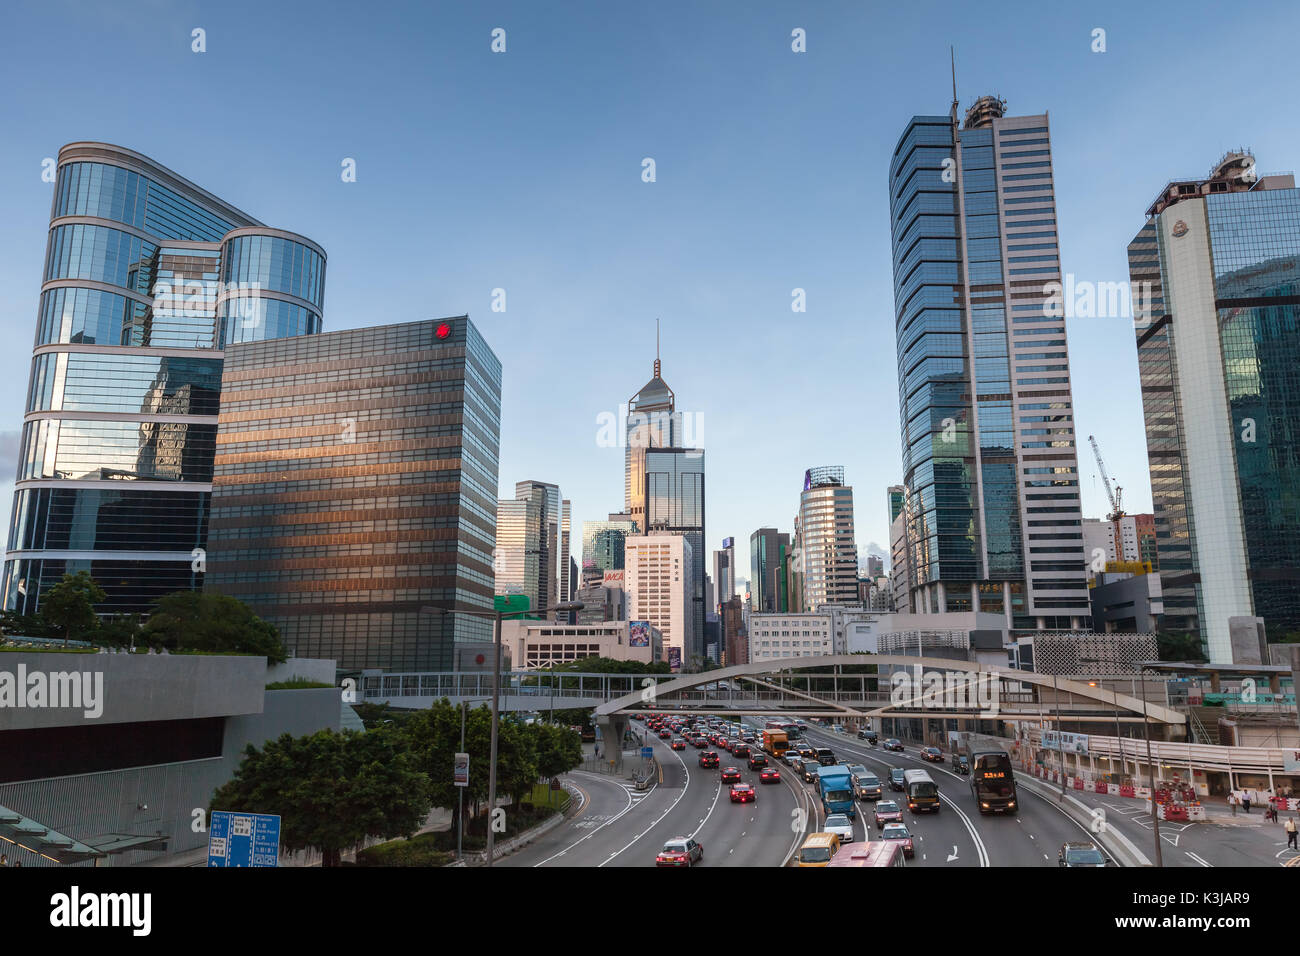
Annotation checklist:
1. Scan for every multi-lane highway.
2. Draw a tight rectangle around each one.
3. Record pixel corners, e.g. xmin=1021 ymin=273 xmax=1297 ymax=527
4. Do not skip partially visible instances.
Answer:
xmin=503 ymin=715 xmax=1106 ymax=867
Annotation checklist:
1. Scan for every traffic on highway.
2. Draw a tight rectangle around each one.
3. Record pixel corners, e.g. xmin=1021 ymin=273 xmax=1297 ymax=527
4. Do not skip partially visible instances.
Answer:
xmin=501 ymin=712 xmax=1114 ymax=868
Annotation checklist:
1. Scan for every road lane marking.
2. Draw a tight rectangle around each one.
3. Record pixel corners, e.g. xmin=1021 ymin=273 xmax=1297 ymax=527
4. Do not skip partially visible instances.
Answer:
xmin=1186 ymin=851 xmax=1212 ymax=867
xmin=535 ymin=781 xmax=634 ymax=866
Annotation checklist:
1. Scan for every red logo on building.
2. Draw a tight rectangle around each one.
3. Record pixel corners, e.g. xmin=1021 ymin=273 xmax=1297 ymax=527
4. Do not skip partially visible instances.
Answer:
xmin=436 ymin=322 xmax=452 ymax=339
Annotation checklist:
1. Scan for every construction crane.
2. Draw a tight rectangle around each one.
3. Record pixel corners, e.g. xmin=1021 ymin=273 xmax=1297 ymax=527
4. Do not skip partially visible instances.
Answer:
xmin=1088 ymin=435 xmax=1125 ymax=522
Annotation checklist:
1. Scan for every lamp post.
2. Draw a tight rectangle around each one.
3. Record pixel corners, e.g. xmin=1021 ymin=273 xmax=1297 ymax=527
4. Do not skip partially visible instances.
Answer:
xmin=1135 ymin=664 xmax=1163 ymax=867
xmin=424 ymin=601 xmax=583 ymax=867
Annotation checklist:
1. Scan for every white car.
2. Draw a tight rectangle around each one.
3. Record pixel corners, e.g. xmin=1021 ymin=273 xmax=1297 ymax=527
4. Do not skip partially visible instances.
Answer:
xmin=823 ymin=813 xmax=855 ymax=843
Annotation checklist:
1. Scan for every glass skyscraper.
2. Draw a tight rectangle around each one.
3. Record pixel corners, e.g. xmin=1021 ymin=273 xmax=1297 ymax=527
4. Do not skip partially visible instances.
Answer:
xmin=5 ymin=143 xmax=323 ymax=614
xmin=644 ymin=447 xmax=706 ymax=664
xmin=1129 ymin=153 xmax=1300 ymax=660
xmin=889 ymin=96 xmax=1089 ymax=627
xmin=204 ymin=317 xmax=501 ymax=671
xmin=581 ymin=519 xmax=638 ymax=581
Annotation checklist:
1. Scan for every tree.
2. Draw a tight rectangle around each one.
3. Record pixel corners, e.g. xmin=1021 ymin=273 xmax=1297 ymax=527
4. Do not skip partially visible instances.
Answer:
xmin=0 ymin=609 xmax=56 ymax=640
xmin=531 ymin=722 xmax=582 ymax=781
xmin=41 ymin=571 xmax=105 ymax=646
xmin=97 ymin=614 xmax=143 ymax=648
xmin=142 ymin=591 xmax=287 ymax=663
xmin=210 ymin=727 xmax=429 ymax=867
xmin=1157 ymin=630 xmax=1206 ymax=663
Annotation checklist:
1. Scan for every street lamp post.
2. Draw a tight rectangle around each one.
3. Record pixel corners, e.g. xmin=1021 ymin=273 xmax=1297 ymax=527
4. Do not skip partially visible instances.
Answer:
xmin=1136 ymin=665 xmax=1163 ymax=868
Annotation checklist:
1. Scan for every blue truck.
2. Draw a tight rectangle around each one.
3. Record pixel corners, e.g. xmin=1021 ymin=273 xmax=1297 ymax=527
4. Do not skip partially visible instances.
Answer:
xmin=816 ymin=766 xmax=857 ymax=820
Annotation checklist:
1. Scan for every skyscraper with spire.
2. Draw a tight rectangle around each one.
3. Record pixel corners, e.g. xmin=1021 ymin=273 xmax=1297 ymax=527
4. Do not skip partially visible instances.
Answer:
xmin=622 ymin=324 xmax=708 ymax=665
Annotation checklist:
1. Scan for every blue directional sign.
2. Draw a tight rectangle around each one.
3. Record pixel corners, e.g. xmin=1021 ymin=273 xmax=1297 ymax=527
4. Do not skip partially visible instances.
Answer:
xmin=641 ymin=747 xmax=653 ymax=759
xmin=207 ymin=810 xmax=281 ymax=867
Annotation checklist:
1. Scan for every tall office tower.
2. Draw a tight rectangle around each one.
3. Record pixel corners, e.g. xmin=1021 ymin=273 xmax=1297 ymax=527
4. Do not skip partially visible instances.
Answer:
xmin=889 ymin=95 xmax=1089 ymax=628
xmin=513 ymin=480 xmax=566 ymax=613
xmin=721 ymin=595 xmax=746 ymax=665
xmin=643 ymin=447 xmax=706 ymax=664
xmin=205 ymin=317 xmax=501 ymax=670
xmin=624 ymin=346 xmax=683 ymax=528
xmin=495 ymin=494 xmax=543 ymax=603
xmin=569 ymin=554 xmax=578 ymax=602
xmin=560 ymin=498 xmax=572 ymax=606
xmin=749 ymin=527 xmax=788 ymax=613
xmin=798 ymin=466 xmax=860 ymax=609
xmin=866 ymin=555 xmax=885 ymax=579
xmin=713 ymin=537 xmax=735 ymax=611
xmin=626 ymin=534 xmax=692 ymax=671
xmin=580 ymin=518 xmax=637 ymax=580
xmin=1129 ymin=152 xmax=1300 ymax=660
xmin=3 ymin=143 xmax=325 ymax=615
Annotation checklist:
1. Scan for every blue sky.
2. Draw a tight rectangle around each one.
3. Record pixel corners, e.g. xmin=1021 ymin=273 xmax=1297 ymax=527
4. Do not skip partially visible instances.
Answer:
xmin=2 ymin=0 xmax=1298 ymax=587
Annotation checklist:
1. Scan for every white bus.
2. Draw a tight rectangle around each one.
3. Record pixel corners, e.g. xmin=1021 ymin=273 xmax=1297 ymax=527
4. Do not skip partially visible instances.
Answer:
xmin=903 ymin=769 xmax=941 ymax=813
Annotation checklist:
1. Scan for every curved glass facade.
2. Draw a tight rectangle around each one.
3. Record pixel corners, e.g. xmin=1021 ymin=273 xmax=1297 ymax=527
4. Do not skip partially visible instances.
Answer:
xmin=4 ymin=145 xmax=323 ymax=615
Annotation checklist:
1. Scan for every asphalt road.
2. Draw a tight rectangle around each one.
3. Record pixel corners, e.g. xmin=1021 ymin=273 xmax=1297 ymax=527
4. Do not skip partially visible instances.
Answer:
xmin=503 ymin=716 xmax=1107 ymax=867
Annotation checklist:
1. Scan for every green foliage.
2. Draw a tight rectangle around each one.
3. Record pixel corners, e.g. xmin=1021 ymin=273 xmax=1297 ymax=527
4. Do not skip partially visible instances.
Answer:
xmin=143 ymin=591 xmax=288 ymax=663
xmin=0 ymin=609 xmax=56 ymax=639
xmin=211 ymin=727 xmax=430 ymax=867
xmin=532 ymin=722 xmax=583 ymax=780
xmin=544 ymin=656 xmax=670 ymax=675
xmin=96 ymin=614 xmax=143 ymax=648
xmin=353 ymin=701 xmax=419 ymax=730
xmin=41 ymin=571 xmax=106 ymax=645
xmin=1156 ymin=630 xmax=1206 ymax=663
xmin=266 ymin=677 xmax=334 ymax=690
xmin=354 ymin=831 xmax=453 ymax=867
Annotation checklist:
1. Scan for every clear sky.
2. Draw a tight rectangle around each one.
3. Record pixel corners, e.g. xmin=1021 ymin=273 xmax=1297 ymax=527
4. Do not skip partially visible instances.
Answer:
xmin=2 ymin=0 xmax=1298 ymax=589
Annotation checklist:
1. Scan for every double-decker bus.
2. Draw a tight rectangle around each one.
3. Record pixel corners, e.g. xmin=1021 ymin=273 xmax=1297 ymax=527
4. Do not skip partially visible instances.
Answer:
xmin=825 ymin=840 xmax=906 ymax=868
xmin=967 ymin=748 xmax=1018 ymax=814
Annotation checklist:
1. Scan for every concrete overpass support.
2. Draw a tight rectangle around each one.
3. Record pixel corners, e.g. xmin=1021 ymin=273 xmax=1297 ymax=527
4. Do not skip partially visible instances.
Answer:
xmin=597 ymin=714 xmax=631 ymax=771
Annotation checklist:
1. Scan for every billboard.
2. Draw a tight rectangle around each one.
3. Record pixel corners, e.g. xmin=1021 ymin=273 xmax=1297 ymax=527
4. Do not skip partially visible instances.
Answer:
xmin=668 ymin=647 xmax=682 ymax=671
xmin=722 ymin=537 xmax=733 ymax=549
xmin=629 ymin=620 xmax=651 ymax=647
xmin=602 ymin=570 xmax=625 ymax=588
xmin=1042 ymin=730 xmax=1089 ymax=754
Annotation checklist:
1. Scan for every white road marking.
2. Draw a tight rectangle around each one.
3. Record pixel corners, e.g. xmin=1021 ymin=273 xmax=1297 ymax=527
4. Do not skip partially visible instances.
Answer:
xmin=1186 ymin=851 xmax=1212 ymax=867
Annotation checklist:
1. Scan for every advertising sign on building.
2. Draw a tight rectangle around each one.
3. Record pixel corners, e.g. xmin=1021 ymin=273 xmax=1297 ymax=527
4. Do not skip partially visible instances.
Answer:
xmin=629 ymin=620 xmax=650 ymax=647
xmin=668 ymin=647 xmax=682 ymax=671
xmin=1042 ymin=730 xmax=1089 ymax=754
xmin=602 ymin=570 xmax=625 ymax=588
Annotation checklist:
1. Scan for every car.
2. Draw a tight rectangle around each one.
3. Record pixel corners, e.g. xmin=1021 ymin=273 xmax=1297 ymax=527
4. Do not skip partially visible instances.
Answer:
xmin=814 ymin=748 xmax=836 ymax=766
xmin=656 ymin=837 xmax=704 ymax=867
xmin=658 ymin=729 xmax=672 ymax=739
xmin=699 ymin=751 xmax=720 ymax=769
xmin=873 ymin=800 xmax=903 ymax=829
xmin=823 ymin=813 xmax=854 ymax=843
xmin=796 ymin=747 xmax=815 ymax=761
xmin=884 ymin=738 xmax=904 ymax=752
xmin=716 ymin=737 xmax=729 ymax=751
xmin=732 ymin=744 xmax=751 ymax=759
xmin=1059 ymin=842 xmax=1111 ymax=867
xmin=951 ymin=753 xmax=970 ymax=774
xmin=856 ymin=729 xmax=878 ymax=743
xmin=880 ymin=823 xmax=914 ymax=857
xmin=847 ymin=763 xmax=868 ymax=777
xmin=759 ymin=767 xmax=781 ymax=784
xmin=801 ymin=759 xmax=821 ymax=783
xmin=855 ymin=773 xmax=883 ymax=801
xmin=785 ymin=751 xmax=804 ymax=768
xmin=832 ymin=724 xmax=846 ymax=735
xmin=730 ymin=783 xmax=756 ymax=803
xmin=889 ymin=768 xmax=906 ymax=791
xmin=720 ymin=766 xmax=742 ymax=784
xmin=670 ymin=738 xmax=686 ymax=751
xmin=748 ymin=753 xmax=768 ymax=770
xmin=921 ymin=747 xmax=944 ymax=763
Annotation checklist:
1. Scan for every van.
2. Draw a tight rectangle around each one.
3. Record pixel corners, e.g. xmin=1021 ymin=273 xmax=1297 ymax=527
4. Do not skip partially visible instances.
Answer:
xmin=796 ymin=832 xmax=840 ymax=867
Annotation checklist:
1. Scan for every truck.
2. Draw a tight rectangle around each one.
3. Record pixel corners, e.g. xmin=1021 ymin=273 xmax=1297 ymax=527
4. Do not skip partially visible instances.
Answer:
xmin=816 ymin=765 xmax=857 ymax=820
xmin=762 ymin=729 xmax=789 ymax=757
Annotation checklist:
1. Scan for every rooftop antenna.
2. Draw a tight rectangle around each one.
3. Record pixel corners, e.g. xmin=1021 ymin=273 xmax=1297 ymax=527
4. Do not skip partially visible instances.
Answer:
xmin=950 ymin=47 xmax=959 ymax=122
xmin=654 ymin=317 xmax=661 ymax=378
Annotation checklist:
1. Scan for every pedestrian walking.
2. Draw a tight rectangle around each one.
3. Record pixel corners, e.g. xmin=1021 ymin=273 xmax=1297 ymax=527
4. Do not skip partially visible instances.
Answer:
xmin=594 ymin=745 xmax=600 ymax=761
xmin=1286 ymin=815 xmax=1298 ymax=850
xmin=1229 ymin=792 xmax=1238 ymax=816
xmin=1243 ymin=792 xmax=1252 ymax=813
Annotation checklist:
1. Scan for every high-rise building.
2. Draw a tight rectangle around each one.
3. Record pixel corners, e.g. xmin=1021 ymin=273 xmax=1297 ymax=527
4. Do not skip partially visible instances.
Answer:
xmin=721 ymin=594 xmax=745 ymax=665
xmin=495 ymin=494 xmax=543 ymax=602
xmin=798 ymin=466 xmax=860 ymax=609
xmin=204 ymin=317 xmax=501 ymax=670
xmin=749 ymin=527 xmax=789 ymax=614
xmin=643 ymin=446 xmax=706 ymax=664
xmin=4 ymin=143 xmax=325 ymax=615
xmin=1129 ymin=151 xmax=1300 ymax=659
xmin=624 ymin=351 xmax=682 ymax=528
xmin=713 ymin=537 xmax=736 ymax=611
xmin=888 ymin=95 xmax=1089 ymax=628
xmin=626 ymin=534 xmax=692 ymax=671
xmin=580 ymin=518 xmax=637 ymax=582
xmin=508 ymin=480 xmax=568 ymax=617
